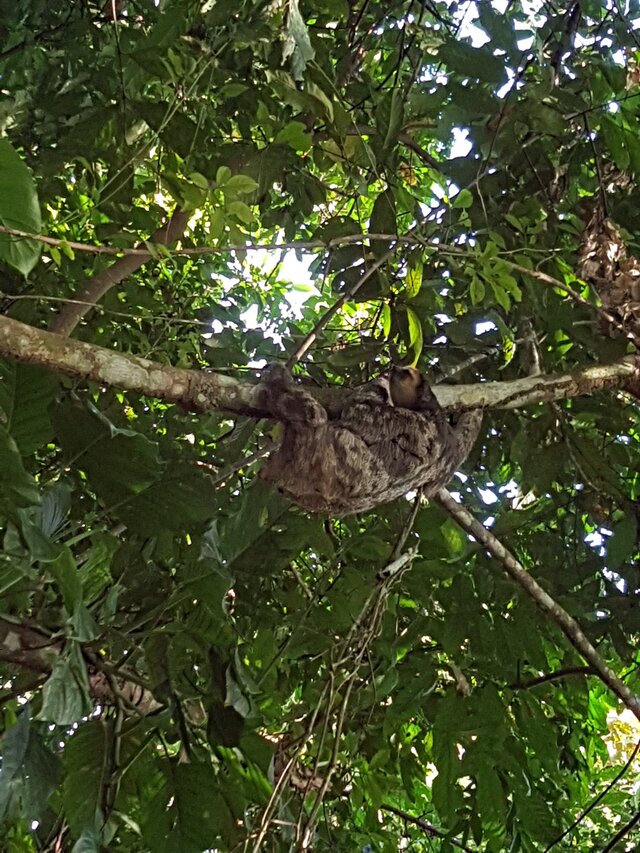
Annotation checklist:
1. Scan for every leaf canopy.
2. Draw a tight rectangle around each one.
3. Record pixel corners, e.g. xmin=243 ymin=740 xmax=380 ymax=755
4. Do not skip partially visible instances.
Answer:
xmin=0 ymin=2 xmax=640 ymax=851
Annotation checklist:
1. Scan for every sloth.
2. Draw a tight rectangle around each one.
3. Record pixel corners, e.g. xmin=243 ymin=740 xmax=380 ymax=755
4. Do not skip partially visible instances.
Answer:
xmin=257 ymin=363 xmax=481 ymax=515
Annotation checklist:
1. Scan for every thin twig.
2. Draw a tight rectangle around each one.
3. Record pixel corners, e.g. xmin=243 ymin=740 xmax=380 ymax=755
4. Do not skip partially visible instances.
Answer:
xmin=287 ymin=246 xmax=398 ymax=366
xmin=601 ymin=807 xmax=640 ymax=852
xmin=510 ymin=665 xmax=596 ymax=690
xmin=381 ymin=803 xmax=475 ymax=852
xmin=0 ymin=224 xmax=417 ymax=257
xmin=503 ymin=259 xmax=640 ymax=350
xmin=390 ymin=489 xmax=423 ymax=561
xmin=545 ymin=738 xmax=640 ymax=851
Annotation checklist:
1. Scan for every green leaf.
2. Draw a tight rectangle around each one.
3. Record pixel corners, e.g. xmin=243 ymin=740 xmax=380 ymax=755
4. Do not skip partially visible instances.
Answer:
xmin=441 ymin=517 xmax=468 ymax=557
xmin=439 ymin=39 xmax=506 ymax=84
xmin=0 ymin=710 xmax=29 ymax=820
xmin=274 ymin=121 xmax=313 ymax=152
xmin=282 ymin=0 xmax=315 ymax=81
xmin=432 ymin=692 xmax=464 ymax=823
xmin=369 ymin=189 xmax=396 ymax=258
xmin=41 ymin=482 xmax=71 ymax=539
xmin=207 ymin=702 xmax=245 ymax=747
xmin=0 ymin=425 xmax=40 ymax=509
xmin=381 ymin=303 xmax=392 ymax=337
xmin=210 ymin=206 xmax=225 ymax=239
xmin=48 ymin=548 xmax=83 ymax=613
xmin=189 ymin=171 xmax=210 ymax=190
xmin=626 ymin=131 xmax=640 ymax=177
xmin=0 ymin=139 xmax=42 ymax=275
xmin=224 ymin=174 xmax=259 ymax=195
xmin=215 ymin=165 xmax=232 ymax=186
xmin=405 ymin=259 xmax=423 ymax=298
xmin=62 ymin=721 xmax=105 ymax=836
xmin=70 ymin=604 xmax=99 ymax=642
xmin=452 ymin=188 xmax=473 ymax=209
xmin=143 ymin=763 xmax=236 ymax=851
xmin=476 ymin=765 xmax=506 ymax=847
xmin=405 ymin=306 xmax=424 ymax=364
xmin=39 ymin=650 xmax=92 ymax=726
xmin=221 ymin=82 xmax=248 ymax=98
xmin=606 ymin=515 xmax=637 ymax=570
xmin=17 ymin=508 xmax=60 ymax=561
xmin=490 ymin=281 xmax=511 ymax=311
xmin=41 ymin=420 xmax=218 ymax=535
xmin=218 ymin=480 xmax=289 ymax=566
xmin=116 ymin=462 xmax=223 ymax=534
xmin=382 ymin=88 xmax=405 ymax=152
xmin=601 ymin=116 xmax=630 ymax=171
xmin=306 ymin=81 xmax=334 ymax=121
xmin=0 ymin=350 xmax=55 ymax=447
xmin=52 ymin=400 xmax=163 ymax=505
xmin=227 ymin=200 xmax=256 ymax=224
xmin=470 ymin=275 xmax=485 ymax=305
xmin=503 ymin=212 xmax=524 ymax=231
xmin=58 ymin=239 xmax=75 ymax=260
xmin=0 ymin=710 xmax=62 ymax=825
xmin=495 ymin=270 xmax=522 ymax=301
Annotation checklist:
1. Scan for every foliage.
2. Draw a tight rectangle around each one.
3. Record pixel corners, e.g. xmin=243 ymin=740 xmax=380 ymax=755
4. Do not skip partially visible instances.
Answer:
xmin=0 ymin=1 xmax=640 ymax=851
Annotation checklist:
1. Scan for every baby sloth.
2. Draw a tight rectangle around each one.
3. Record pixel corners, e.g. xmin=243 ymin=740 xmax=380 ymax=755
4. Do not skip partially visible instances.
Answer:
xmin=257 ymin=364 xmax=481 ymax=516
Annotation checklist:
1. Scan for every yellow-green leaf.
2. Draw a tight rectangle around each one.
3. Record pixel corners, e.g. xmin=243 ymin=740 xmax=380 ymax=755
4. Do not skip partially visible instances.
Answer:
xmin=406 ymin=306 xmax=424 ymax=364
xmin=452 ymin=188 xmax=473 ymax=209
xmin=470 ymin=276 xmax=485 ymax=305
xmin=405 ymin=261 xmax=423 ymax=298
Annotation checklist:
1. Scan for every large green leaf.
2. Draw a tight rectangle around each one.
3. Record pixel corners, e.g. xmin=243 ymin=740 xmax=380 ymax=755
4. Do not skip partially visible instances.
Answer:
xmin=217 ymin=479 xmax=289 ymax=566
xmin=61 ymin=721 xmax=105 ymax=836
xmin=369 ymin=189 xmax=396 ymax=258
xmin=116 ymin=462 xmax=223 ymax=534
xmin=0 ymin=359 xmax=57 ymax=455
xmin=39 ymin=646 xmax=92 ymax=726
xmin=0 ymin=425 xmax=40 ymax=509
xmin=0 ymin=710 xmax=62 ymax=825
xmin=142 ymin=763 xmax=236 ymax=853
xmin=0 ymin=139 xmax=42 ymax=275
xmin=53 ymin=400 xmax=162 ymax=501
xmin=52 ymin=401 xmax=221 ymax=532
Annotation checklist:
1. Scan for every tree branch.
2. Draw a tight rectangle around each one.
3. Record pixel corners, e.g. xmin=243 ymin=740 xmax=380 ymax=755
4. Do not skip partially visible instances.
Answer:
xmin=5 ymin=220 xmax=640 ymax=354
xmin=435 ymin=489 xmax=640 ymax=720
xmin=0 ymin=618 xmax=160 ymax=715
xmin=49 ymin=208 xmax=190 ymax=337
xmin=0 ymin=314 xmax=258 ymax=414
xmin=287 ymin=247 xmax=397 ymax=366
xmin=510 ymin=665 xmax=596 ymax=690
xmin=380 ymin=804 xmax=474 ymax=851
xmin=0 ymin=315 xmax=637 ymax=417
xmin=0 ymin=224 xmax=417 ymax=257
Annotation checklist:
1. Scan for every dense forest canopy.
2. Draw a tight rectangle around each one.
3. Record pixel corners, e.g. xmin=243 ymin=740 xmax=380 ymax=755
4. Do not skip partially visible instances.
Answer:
xmin=1 ymin=0 xmax=640 ymax=850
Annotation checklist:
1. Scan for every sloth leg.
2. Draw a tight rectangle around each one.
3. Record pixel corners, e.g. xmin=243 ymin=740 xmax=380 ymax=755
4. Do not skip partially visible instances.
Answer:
xmin=257 ymin=363 xmax=327 ymax=426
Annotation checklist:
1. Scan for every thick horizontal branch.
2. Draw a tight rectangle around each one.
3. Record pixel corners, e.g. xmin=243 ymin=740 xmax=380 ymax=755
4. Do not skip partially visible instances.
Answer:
xmin=0 ymin=314 xmax=258 ymax=414
xmin=441 ymin=357 xmax=639 ymax=410
xmin=0 ymin=315 xmax=637 ymax=416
